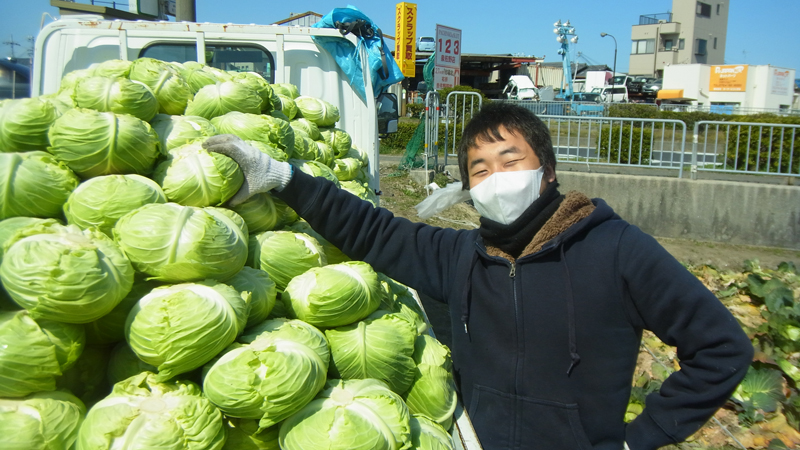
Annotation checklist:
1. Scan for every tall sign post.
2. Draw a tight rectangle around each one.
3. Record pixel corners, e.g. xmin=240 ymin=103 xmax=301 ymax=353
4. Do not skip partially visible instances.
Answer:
xmin=394 ymin=3 xmax=417 ymax=78
xmin=434 ymin=24 xmax=461 ymax=90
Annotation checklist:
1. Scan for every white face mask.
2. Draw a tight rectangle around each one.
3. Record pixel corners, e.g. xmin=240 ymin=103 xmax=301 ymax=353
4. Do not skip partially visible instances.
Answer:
xmin=469 ymin=167 xmax=545 ymax=225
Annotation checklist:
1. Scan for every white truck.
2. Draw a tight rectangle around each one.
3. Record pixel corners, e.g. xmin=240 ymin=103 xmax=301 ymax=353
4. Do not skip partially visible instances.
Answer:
xmin=584 ymin=70 xmax=611 ymax=95
xmin=30 ymin=14 xmax=482 ymax=450
xmin=32 ymin=15 xmax=398 ymax=191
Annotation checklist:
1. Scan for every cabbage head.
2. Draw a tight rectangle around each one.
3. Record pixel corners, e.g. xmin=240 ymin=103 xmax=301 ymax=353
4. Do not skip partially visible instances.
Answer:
xmin=248 ymin=140 xmax=288 ymax=162
xmin=84 ymin=279 xmax=161 ymax=345
xmin=114 ymin=203 xmax=247 ymax=282
xmin=319 ymin=127 xmax=353 ymax=158
xmin=64 ymin=174 xmax=166 ymax=237
xmin=223 ymin=419 xmax=280 ymax=450
xmin=334 ymin=157 xmax=363 ymax=181
xmin=0 ymin=390 xmax=86 ymax=450
xmin=312 ymin=140 xmax=335 ymax=167
xmin=230 ymin=192 xmax=282 ymax=234
xmin=92 ymin=59 xmax=132 ymax=78
xmin=151 ymin=114 xmax=217 ymax=153
xmin=283 ymin=261 xmax=380 ymax=328
xmin=185 ymin=81 xmax=262 ymax=119
xmin=107 ymin=342 xmax=157 ymax=386
xmin=203 ymin=332 xmax=328 ymax=427
xmin=229 ymin=72 xmax=277 ymax=112
xmin=0 ymin=310 xmax=86 ymax=397
xmin=403 ymin=334 xmax=457 ymax=428
xmin=39 ymin=91 xmax=75 ymax=115
xmin=0 ymin=217 xmax=59 ymax=263
xmin=56 ymin=345 xmax=111 ymax=408
xmin=0 ymin=151 xmax=79 ymax=220
xmin=125 ymin=281 xmax=249 ymax=381
xmin=248 ymin=230 xmax=326 ymax=291
xmin=326 ymin=311 xmax=417 ymax=394
xmin=275 ymin=94 xmax=298 ymax=120
xmin=129 ymin=58 xmax=192 ymax=115
xmin=0 ymin=224 xmax=134 ymax=323
xmin=279 ymin=378 xmax=411 ymax=450
xmin=59 ymin=68 xmax=95 ymax=92
xmin=227 ymin=267 xmax=277 ymax=328
xmin=48 ymin=108 xmax=161 ymax=178
xmin=290 ymin=118 xmax=320 ymax=140
xmin=410 ymin=414 xmax=456 ymax=450
xmin=347 ymin=145 xmax=370 ymax=166
xmin=74 ymin=76 xmax=158 ymax=122
xmin=239 ymin=318 xmax=330 ymax=370
xmin=77 ymin=372 xmax=226 ymax=450
xmin=271 ymin=83 xmax=299 ymax=99
xmin=211 ymin=111 xmax=295 ymax=153
xmin=291 ymin=159 xmax=340 ymax=186
xmin=286 ymin=220 xmax=350 ymax=265
xmin=0 ymin=98 xmax=59 ymax=152
xmin=295 ymin=96 xmax=340 ymax=127
xmin=152 ymin=142 xmax=244 ymax=207
xmin=341 ymin=180 xmax=379 ymax=206
xmin=180 ymin=65 xmax=220 ymax=93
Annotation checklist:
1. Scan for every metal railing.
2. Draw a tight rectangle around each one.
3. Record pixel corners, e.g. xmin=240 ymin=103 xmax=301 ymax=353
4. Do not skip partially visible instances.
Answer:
xmin=660 ymin=104 xmax=800 ymax=116
xmin=423 ymin=91 xmax=441 ymax=172
xmin=539 ymin=115 xmax=689 ymax=178
xmin=639 ymin=13 xmax=672 ymax=25
xmin=690 ymin=121 xmax=800 ymax=178
xmin=442 ymin=91 xmax=482 ymax=166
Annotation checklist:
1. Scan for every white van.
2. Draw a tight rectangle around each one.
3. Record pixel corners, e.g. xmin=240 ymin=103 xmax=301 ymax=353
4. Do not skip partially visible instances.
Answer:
xmin=591 ymin=86 xmax=629 ymax=103
xmin=502 ymin=75 xmax=540 ymax=100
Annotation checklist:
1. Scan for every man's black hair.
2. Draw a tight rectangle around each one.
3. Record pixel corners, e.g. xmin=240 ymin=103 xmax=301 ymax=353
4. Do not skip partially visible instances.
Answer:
xmin=457 ymin=102 xmax=556 ymax=189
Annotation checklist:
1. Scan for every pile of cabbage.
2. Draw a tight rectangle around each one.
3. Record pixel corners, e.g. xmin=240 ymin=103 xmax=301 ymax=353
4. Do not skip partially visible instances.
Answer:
xmin=0 ymin=58 xmax=454 ymax=450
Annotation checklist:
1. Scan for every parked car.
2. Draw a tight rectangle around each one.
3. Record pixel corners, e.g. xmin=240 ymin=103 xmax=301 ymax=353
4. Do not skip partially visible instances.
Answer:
xmin=642 ymin=79 xmax=663 ymax=97
xmin=564 ymin=92 xmax=601 ymax=102
xmin=417 ymin=36 xmax=435 ymax=52
xmin=502 ymin=75 xmax=540 ymax=100
xmin=591 ymin=86 xmax=629 ymax=103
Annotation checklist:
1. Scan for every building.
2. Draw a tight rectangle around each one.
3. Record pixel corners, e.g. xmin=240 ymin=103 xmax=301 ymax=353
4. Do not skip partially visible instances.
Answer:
xmin=630 ymin=0 xmax=729 ymax=77
xmin=660 ymin=64 xmax=796 ymax=112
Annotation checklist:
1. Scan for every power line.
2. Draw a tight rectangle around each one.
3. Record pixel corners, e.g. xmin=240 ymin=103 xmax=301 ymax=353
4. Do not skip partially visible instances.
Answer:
xmin=3 ymin=34 xmax=21 ymax=59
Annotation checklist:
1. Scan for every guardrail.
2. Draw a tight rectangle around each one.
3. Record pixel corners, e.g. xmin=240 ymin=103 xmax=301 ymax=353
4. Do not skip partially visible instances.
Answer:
xmin=660 ymin=104 xmax=800 ymax=116
xmin=690 ymin=121 xmax=800 ymax=179
xmin=539 ymin=115 xmax=689 ymax=178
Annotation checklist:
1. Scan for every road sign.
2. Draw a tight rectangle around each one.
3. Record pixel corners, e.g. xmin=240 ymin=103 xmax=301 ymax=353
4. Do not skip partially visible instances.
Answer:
xmin=434 ymin=24 xmax=461 ymax=89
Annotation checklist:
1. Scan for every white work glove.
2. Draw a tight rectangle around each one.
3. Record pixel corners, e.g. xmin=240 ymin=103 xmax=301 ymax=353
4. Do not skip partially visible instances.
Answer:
xmin=203 ymin=134 xmax=293 ymax=206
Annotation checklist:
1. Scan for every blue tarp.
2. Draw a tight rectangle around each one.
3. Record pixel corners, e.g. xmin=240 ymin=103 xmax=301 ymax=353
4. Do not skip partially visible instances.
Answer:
xmin=312 ymin=6 xmax=404 ymax=101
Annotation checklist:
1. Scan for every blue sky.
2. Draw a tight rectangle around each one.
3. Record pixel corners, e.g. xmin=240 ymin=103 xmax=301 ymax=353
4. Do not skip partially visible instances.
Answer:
xmin=3 ymin=0 xmax=799 ymax=74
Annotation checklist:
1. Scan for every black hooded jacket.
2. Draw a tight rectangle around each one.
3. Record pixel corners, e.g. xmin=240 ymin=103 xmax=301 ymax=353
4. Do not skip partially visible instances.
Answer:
xmin=275 ymin=170 xmax=753 ymax=450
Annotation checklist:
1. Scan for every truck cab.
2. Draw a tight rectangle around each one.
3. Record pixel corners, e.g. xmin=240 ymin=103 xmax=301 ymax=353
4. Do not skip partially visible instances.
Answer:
xmin=502 ymin=75 xmax=540 ymax=101
xmin=32 ymin=15 xmax=398 ymax=190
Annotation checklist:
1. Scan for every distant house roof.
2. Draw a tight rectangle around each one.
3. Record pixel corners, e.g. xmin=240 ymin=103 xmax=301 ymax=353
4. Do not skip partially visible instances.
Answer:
xmin=536 ymin=62 xmax=612 ymax=79
xmin=0 ymin=59 xmax=30 ymax=80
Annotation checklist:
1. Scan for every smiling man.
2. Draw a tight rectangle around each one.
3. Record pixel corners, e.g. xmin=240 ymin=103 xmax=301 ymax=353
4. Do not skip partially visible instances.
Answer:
xmin=204 ymin=102 xmax=753 ymax=450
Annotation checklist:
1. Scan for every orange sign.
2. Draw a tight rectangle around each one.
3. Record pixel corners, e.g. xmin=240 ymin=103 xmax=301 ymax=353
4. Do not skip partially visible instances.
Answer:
xmin=709 ymin=65 xmax=748 ymax=92
xmin=394 ymin=3 xmax=417 ymax=78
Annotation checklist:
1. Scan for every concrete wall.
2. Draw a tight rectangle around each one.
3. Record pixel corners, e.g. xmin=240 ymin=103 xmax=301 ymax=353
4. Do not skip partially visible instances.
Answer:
xmin=557 ymin=172 xmax=800 ymax=250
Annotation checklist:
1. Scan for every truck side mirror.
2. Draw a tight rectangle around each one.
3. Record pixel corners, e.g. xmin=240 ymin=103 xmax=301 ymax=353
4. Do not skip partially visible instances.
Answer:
xmin=377 ymin=92 xmax=398 ymax=136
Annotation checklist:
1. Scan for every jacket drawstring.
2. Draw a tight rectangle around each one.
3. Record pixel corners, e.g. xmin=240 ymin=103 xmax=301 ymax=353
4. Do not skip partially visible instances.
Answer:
xmin=561 ymin=245 xmax=581 ymax=376
xmin=460 ymin=249 xmax=480 ymax=339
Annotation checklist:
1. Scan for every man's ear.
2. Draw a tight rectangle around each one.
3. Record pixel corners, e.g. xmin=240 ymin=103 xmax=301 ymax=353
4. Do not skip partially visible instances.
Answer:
xmin=545 ymin=166 xmax=556 ymax=183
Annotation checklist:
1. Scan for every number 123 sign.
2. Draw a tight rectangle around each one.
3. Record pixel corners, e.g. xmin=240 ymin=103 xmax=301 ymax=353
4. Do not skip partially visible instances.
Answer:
xmin=435 ymin=24 xmax=461 ymax=69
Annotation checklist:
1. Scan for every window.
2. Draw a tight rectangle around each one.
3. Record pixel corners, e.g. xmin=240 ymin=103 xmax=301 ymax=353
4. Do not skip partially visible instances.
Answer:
xmin=713 ymin=37 xmax=717 ymax=49
xmin=631 ymin=39 xmax=655 ymax=54
xmin=695 ymin=39 xmax=707 ymax=55
xmin=664 ymin=39 xmax=674 ymax=51
xmin=697 ymin=2 xmax=711 ymax=17
xmin=716 ymin=4 xmax=720 ymax=15
xmin=140 ymin=43 xmax=275 ymax=82
xmin=679 ymin=38 xmax=685 ymax=50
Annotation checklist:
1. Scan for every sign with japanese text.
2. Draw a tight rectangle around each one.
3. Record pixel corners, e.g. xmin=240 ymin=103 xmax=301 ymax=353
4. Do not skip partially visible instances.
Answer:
xmin=435 ymin=24 xmax=461 ymax=70
xmin=770 ymin=68 xmax=792 ymax=96
xmin=394 ymin=3 xmax=417 ymax=78
xmin=434 ymin=24 xmax=461 ymax=88
xmin=709 ymin=65 xmax=748 ymax=92
xmin=434 ymin=67 xmax=461 ymax=90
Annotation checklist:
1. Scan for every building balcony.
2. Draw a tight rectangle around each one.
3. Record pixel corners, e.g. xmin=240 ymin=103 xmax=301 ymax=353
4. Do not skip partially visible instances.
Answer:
xmin=639 ymin=13 xmax=672 ymax=25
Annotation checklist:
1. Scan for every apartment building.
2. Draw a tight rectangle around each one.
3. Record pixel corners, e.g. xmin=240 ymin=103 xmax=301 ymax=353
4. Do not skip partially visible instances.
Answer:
xmin=629 ymin=0 xmax=729 ymax=77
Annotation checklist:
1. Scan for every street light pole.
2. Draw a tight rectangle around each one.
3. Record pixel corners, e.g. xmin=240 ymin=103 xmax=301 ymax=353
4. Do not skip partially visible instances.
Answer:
xmin=600 ymin=32 xmax=617 ymax=87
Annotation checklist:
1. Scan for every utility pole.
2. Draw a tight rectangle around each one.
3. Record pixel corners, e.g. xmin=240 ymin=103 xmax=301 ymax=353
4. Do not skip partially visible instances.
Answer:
xmin=176 ymin=0 xmax=196 ymax=22
xmin=3 ymin=34 xmax=21 ymax=59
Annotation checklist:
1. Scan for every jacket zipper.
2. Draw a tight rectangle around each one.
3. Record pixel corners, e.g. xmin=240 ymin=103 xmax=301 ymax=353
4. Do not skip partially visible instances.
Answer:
xmin=511 ymin=260 xmax=523 ymax=448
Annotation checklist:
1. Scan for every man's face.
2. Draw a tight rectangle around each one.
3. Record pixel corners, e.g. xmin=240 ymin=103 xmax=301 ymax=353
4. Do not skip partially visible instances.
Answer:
xmin=466 ymin=126 xmax=554 ymax=191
